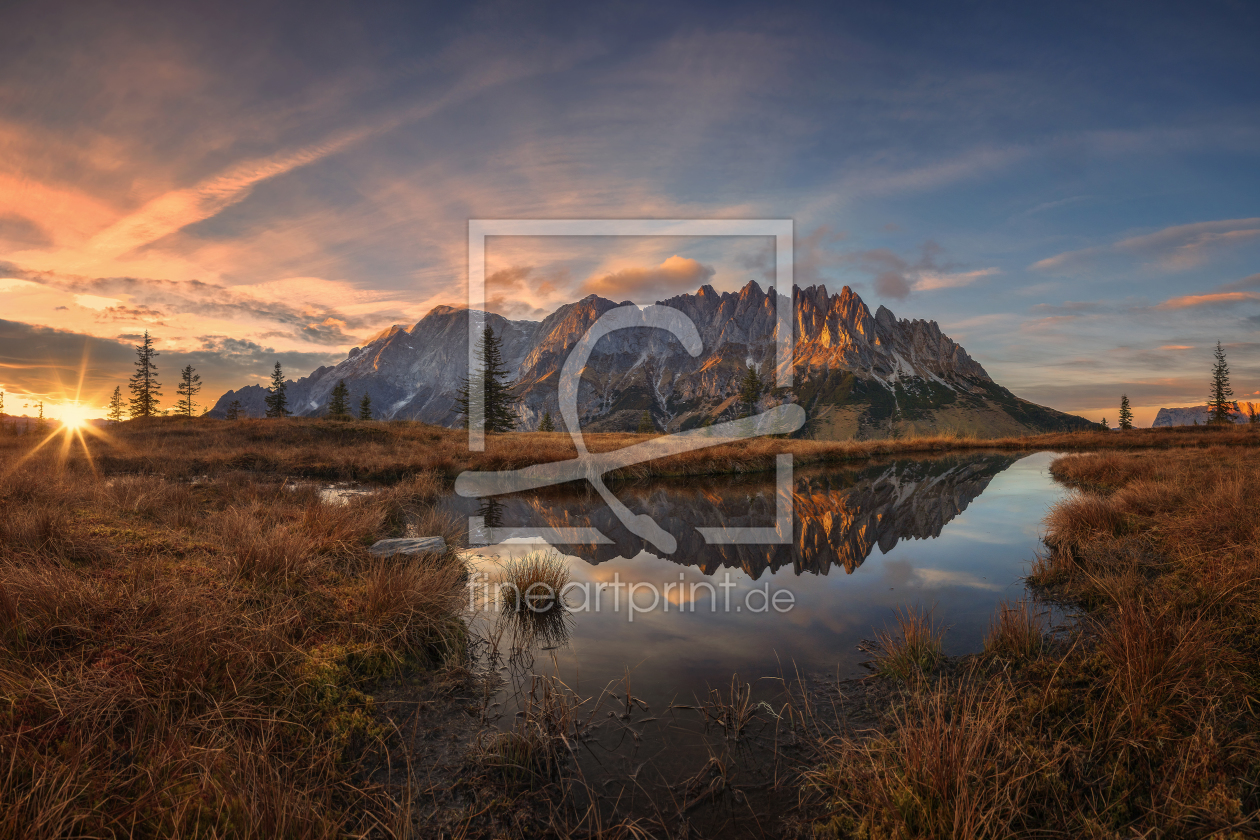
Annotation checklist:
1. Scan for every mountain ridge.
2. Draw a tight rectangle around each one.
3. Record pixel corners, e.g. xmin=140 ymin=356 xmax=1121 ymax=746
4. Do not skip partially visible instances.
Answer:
xmin=207 ymin=281 xmax=1091 ymax=438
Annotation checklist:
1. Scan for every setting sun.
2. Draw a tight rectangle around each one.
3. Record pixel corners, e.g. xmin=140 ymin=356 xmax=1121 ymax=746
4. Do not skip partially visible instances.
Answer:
xmin=57 ymin=403 xmax=95 ymax=430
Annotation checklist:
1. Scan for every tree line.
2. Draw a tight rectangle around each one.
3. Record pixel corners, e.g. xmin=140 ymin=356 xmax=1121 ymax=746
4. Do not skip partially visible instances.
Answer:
xmin=94 ymin=331 xmax=376 ymax=424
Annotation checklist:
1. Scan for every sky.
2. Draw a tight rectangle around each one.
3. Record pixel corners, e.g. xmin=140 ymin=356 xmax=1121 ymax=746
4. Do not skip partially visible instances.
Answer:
xmin=1 ymin=0 xmax=1258 ymax=426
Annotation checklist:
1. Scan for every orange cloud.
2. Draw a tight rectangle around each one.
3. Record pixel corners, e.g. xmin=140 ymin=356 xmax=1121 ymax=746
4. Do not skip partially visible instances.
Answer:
xmin=578 ymin=255 xmax=715 ymax=302
xmin=1153 ymin=291 xmax=1260 ymax=310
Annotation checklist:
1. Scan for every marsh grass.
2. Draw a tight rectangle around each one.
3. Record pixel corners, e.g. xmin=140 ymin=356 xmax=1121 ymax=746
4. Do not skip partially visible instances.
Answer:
xmin=870 ymin=605 xmax=945 ymax=682
xmin=809 ymin=446 xmax=1260 ymax=837
xmin=13 ymin=415 xmax=1259 ymax=488
xmin=982 ymin=598 xmax=1045 ymax=662
xmin=0 ymin=438 xmax=468 ymax=838
xmin=499 ymin=550 xmax=571 ymax=613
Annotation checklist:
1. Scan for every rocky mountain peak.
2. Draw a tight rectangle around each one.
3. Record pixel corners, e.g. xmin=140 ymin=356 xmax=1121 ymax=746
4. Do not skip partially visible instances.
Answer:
xmin=207 ymin=278 xmax=1087 ymax=437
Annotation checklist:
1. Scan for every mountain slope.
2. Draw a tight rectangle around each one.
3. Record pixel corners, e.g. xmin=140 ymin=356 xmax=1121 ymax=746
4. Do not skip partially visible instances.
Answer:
xmin=207 ymin=282 xmax=1091 ymax=438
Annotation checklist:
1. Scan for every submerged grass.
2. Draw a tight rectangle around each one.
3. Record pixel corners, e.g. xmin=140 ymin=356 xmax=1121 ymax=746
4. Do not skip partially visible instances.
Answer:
xmin=807 ymin=444 xmax=1260 ymax=838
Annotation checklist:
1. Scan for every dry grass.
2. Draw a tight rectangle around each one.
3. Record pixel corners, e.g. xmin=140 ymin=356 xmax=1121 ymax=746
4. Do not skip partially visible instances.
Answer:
xmin=982 ymin=598 xmax=1045 ymax=662
xmin=15 ymin=414 xmax=1260 ymax=488
xmin=869 ymin=605 xmax=945 ymax=682
xmin=808 ymin=445 xmax=1260 ymax=837
xmin=806 ymin=680 xmax=1037 ymax=840
xmin=498 ymin=550 xmax=571 ymax=613
xmin=0 ymin=435 xmax=467 ymax=838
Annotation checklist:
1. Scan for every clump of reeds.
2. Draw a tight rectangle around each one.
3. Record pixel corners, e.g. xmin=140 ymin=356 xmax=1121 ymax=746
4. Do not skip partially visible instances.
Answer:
xmin=870 ymin=605 xmax=944 ymax=681
xmin=499 ymin=550 xmax=571 ymax=613
xmin=983 ymin=598 xmax=1044 ymax=662
xmin=698 ymin=674 xmax=757 ymax=741
xmin=478 ymin=674 xmax=594 ymax=784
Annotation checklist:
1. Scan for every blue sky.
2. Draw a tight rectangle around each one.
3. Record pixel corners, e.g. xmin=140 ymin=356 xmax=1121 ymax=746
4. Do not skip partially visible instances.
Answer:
xmin=0 ymin=0 xmax=1258 ymax=424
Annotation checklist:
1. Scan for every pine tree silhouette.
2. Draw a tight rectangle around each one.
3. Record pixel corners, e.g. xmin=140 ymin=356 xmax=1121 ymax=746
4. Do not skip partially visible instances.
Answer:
xmin=455 ymin=326 xmax=516 ymax=432
xmin=264 ymin=362 xmax=290 ymax=418
xmin=107 ymin=387 xmax=125 ymax=424
xmin=358 ymin=392 xmax=373 ymax=421
xmin=128 ymin=331 xmax=161 ymax=418
xmin=739 ymin=362 xmax=763 ymax=418
xmin=1118 ymin=394 xmax=1133 ymax=430
xmin=327 ymin=380 xmax=351 ymax=420
xmin=177 ymin=365 xmax=201 ymax=417
xmin=1208 ymin=341 xmax=1234 ymax=425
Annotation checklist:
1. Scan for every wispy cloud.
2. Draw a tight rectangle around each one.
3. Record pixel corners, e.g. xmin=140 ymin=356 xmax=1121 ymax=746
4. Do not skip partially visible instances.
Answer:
xmin=1154 ymin=291 xmax=1260 ymax=310
xmin=1032 ymin=217 xmax=1260 ymax=273
xmin=842 ymin=242 xmax=997 ymax=300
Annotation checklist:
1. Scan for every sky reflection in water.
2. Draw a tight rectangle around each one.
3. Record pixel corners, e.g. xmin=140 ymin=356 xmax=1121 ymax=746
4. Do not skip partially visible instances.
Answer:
xmin=452 ymin=450 xmax=1068 ymax=708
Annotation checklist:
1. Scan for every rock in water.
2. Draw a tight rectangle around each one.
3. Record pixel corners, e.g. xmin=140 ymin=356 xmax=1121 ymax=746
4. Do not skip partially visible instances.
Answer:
xmin=368 ymin=537 xmax=448 ymax=556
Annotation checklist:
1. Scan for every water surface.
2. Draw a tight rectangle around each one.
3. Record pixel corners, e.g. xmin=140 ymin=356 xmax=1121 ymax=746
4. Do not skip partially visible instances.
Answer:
xmin=440 ymin=450 xmax=1069 ymax=821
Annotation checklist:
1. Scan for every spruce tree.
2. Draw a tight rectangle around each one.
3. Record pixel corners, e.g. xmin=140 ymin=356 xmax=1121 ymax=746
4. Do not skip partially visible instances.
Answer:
xmin=128 ymin=331 xmax=161 ymax=418
xmin=36 ymin=401 xmax=47 ymax=434
xmin=176 ymin=365 xmax=201 ymax=417
xmin=1208 ymin=341 xmax=1234 ymax=425
xmin=226 ymin=399 xmax=243 ymax=420
xmin=455 ymin=326 xmax=516 ymax=433
xmin=0 ymin=390 xmax=4 ymax=416
xmin=264 ymin=362 xmax=290 ymax=418
xmin=327 ymin=380 xmax=351 ymax=420
xmin=538 ymin=409 xmax=555 ymax=432
xmin=1100 ymin=417 xmax=1109 ymax=431
xmin=637 ymin=410 xmax=654 ymax=433
xmin=1118 ymin=394 xmax=1133 ymax=430
xmin=358 ymin=393 xmax=373 ymax=421
xmin=739 ymin=362 xmax=763 ymax=418
xmin=107 ymin=386 xmax=125 ymax=424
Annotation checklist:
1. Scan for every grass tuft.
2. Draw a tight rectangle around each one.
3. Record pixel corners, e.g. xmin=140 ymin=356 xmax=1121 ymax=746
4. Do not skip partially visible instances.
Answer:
xmin=870 ymin=605 xmax=944 ymax=681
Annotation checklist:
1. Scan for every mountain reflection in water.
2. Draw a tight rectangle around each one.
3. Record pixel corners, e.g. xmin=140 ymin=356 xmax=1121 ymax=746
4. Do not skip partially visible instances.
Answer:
xmin=452 ymin=452 xmax=1018 ymax=578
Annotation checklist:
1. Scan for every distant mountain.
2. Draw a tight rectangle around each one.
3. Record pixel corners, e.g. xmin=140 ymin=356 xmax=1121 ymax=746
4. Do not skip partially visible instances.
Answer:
xmin=207 ymin=282 xmax=1092 ymax=438
xmin=1152 ymin=404 xmax=1249 ymax=427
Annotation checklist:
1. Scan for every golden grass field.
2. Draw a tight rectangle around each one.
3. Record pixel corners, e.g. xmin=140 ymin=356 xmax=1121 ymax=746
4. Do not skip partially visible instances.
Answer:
xmin=21 ymin=414 xmax=1260 ymax=483
xmin=806 ymin=444 xmax=1260 ymax=838
xmin=3 ymin=417 xmax=1259 ymax=837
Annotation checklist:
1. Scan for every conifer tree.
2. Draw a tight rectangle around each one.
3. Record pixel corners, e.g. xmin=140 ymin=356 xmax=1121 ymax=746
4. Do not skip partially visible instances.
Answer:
xmin=358 ymin=392 xmax=373 ymax=421
xmin=128 ymin=331 xmax=161 ymax=418
xmin=1118 ymin=394 xmax=1133 ymax=430
xmin=176 ymin=365 xmax=201 ymax=417
xmin=1208 ymin=341 xmax=1234 ymax=425
xmin=107 ymin=386 xmax=125 ymax=424
xmin=637 ymin=410 xmax=654 ymax=433
xmin=36 ymin=401 xmax=47 ymax=434
xmin=0 ymin=390 xmax=4 ymax=416
xmin=327 ymin=380 xmax=351 ymax=420
xmin=538 ymin=409 xmax=555 ymax=432
xmin=264 ymin=362 xmax=290 ymax=418
xmin=226 ymin=399 xmax=243 ymax=420
xmin=455 ymin=326 xmax=516 ymax=432
xmin=1100 ymin=417 xmax=1109 ymax=431
xmin=739 ymin=362 xmax=763 ymax=418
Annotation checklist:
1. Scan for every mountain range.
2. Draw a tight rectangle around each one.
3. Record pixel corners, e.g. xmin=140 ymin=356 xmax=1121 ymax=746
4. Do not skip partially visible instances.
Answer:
xmin=207 ymin=282 xmax=1091 ymax=438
